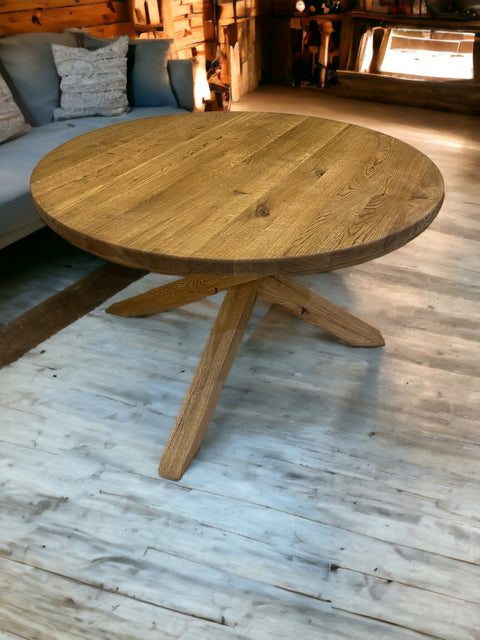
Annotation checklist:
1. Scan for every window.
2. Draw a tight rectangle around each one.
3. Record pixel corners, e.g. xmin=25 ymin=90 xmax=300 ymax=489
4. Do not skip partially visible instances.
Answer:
xmin=380 ymin=28 xmax=475 ymax=80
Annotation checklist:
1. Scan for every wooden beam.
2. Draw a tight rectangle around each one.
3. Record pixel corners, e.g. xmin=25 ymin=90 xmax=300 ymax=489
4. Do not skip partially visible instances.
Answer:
xmin=0 ymin=262 xmax=146 ymax=369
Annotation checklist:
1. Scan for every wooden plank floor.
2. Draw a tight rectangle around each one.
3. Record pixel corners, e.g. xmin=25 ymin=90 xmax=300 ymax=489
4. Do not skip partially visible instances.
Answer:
xmin=1 ymin=86 xmax=479 ymax=639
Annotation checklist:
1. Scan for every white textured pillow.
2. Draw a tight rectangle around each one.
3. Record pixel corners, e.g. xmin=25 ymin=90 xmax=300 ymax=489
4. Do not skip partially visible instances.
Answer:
xmin=51 ymin=36 xmax=129 ymax=120
xmin=0 ymin=74 xmax=31 ymax=144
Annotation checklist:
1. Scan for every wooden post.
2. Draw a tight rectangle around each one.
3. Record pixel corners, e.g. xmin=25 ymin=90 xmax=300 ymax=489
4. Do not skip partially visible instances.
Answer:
xmin=473 ymin=35 xmax=480 ymax=83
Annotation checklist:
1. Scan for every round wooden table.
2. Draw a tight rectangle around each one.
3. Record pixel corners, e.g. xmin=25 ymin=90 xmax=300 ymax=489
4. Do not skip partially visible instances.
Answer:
xmin=31 ymin=112 xmax=444 ymax=480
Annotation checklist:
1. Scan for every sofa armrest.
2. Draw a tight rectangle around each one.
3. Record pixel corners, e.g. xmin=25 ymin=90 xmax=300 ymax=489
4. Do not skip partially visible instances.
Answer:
xmin=167 ymin=59 xmax=194 ymax=112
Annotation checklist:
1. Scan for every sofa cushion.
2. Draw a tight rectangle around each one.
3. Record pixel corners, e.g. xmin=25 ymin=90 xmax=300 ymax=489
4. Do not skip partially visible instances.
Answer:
xmin=71 ymin=31 xmax=125 ymax=51
xmin=75 ymin=32 xmax=178 ymax=108
xmin=128 ymin=40 xmax=178 ymax=108
xmin=130 ymin=40 xmax=177 ymax=107
xmin=167 ymin=59 xmax=195 ymax=112
xmin=0 ymin=32 xmax=77 ymax=126
xmin=52 ymin=37 xmax=129 ymax=120
xmin=0 ymin=74 xmax=31 ymax=144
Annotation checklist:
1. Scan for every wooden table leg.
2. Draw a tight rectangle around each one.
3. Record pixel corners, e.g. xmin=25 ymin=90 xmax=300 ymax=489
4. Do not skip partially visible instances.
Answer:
xmin=106 ymin=274 xmax=259 ymax=317
xmin=158 ymin=280 xmax=260 ymax=481
xmin=258 ymin=275 xmax=384 ymax=347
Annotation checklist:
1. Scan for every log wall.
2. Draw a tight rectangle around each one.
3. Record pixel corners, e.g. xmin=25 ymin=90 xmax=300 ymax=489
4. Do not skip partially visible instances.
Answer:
xmin=0 ymin=0 xmax=136 ymax=38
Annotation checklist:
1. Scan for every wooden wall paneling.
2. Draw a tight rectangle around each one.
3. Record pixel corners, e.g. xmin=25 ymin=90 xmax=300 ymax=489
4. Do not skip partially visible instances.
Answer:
xmin=128 ymin=0 xmax=163 ymax=34
xmin=80 ymin=22 xmax=136 ymax=37
xmin=171 ymin=0 xmax=205 ymax=17
xmin=162 ymin=1 xmax=207 ymax=51
xmin=0 ymin=0 xmax=123 ymax=8
xmin=158 ymin=0 xmax=175 ymax=41
xmin=216 ymin=1 xmax=266 ymax=103
xmin=0 ymin=0 xmax=135 ymax=37
xmin=175 ymin=14 xmax=205 ymax=32
xmin=172 ymin=25 xmax=206 ymax=47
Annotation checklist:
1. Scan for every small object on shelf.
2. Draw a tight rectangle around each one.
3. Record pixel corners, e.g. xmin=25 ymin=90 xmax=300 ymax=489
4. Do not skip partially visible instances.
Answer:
xmin=390 ymin=0 xmax=407 ymax=13
xmin=295 ymin=0 xmax=331 ymax=13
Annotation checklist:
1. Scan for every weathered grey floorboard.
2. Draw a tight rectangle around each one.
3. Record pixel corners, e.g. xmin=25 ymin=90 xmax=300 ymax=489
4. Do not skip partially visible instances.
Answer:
xmin=1 ymin=86 xmax=479 ymax=639
xmin=1 ymin=561 xmax=437 ymax=640
xmin=0 ymin=559 xmax=242 ymax=640
xmin=1 ymin=441 xmax=477 ymax=639
xmin=0 ymin=632 xmax=30 ymax=640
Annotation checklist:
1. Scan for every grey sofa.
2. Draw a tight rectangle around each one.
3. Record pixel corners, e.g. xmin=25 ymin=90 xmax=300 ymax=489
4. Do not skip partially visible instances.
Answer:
xmin=0 ymin=31 xmax=194 ymax=250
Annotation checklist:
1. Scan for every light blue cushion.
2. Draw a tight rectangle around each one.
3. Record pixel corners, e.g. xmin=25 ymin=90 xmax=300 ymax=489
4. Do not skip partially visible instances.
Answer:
xmin=0 ymin=32 xmax=77 ymax=126
xmin=78 ymin=34 xmax=179 ymax=109
xmin=168 ymin=59 xmax=194 ymax=111
xmin=129 ymin=40 xmax=177 ymax=108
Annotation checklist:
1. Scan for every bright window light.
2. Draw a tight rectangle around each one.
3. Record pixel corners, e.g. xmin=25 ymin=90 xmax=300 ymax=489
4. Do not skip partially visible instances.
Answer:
xmin=380 ymin=29 xmax=475 ymax=80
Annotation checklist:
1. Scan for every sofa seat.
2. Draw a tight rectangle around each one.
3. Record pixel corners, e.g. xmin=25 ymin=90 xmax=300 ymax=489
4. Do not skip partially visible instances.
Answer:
xmin=0 ymin=31 xmax=195 ymax=250
xmin=0 ymin=106 xmax=187 ymax=249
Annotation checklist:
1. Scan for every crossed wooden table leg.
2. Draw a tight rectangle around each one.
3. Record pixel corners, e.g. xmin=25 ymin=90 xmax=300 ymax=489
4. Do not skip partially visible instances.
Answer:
xmin=107 ymin=275 xmax=384 ymax=480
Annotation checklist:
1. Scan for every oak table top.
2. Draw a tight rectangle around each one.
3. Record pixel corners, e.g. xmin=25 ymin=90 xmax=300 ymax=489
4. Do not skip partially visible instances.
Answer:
xmin=30 ymin=112 xmax=444 ymax=480
xmin=30 ymin=111 xmax=444 ymax=277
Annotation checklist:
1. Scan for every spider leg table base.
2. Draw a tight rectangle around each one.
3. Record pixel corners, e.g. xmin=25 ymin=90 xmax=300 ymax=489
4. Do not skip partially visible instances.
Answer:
xmin=107 ymin=274 xmax=384 ymax=480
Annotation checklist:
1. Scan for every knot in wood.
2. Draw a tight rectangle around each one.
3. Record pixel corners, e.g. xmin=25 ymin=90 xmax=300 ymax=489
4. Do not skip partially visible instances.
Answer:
xmin=255 ymin=203 xmax=270 ymax=217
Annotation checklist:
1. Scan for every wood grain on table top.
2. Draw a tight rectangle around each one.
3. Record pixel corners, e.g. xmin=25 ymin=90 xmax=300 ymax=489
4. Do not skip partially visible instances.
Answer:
xmin=30 ymin=111 xmax=444 ymax=276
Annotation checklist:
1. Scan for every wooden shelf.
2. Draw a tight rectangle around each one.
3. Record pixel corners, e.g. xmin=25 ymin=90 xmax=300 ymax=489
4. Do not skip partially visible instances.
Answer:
xmin=347 ymin=11 xmax=480 ymax=31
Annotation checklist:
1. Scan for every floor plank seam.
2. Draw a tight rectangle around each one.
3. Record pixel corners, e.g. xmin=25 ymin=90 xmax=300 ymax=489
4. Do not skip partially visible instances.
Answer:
xmin=330 ymin=608 xmax=447 ymax=640
xmin=164 ymin=483 xmax=480 ymax=566
xmin=0 ymin=556 xmax=233 ymax=629
xmin=334 ymin=566 xmax=480 ymax=605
